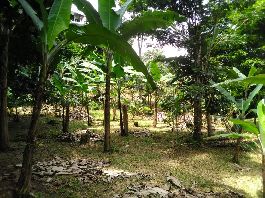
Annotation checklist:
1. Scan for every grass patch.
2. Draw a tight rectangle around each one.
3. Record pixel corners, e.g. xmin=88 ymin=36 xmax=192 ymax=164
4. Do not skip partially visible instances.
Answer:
xmin=5 ymin=112 xmax=262 ymax=198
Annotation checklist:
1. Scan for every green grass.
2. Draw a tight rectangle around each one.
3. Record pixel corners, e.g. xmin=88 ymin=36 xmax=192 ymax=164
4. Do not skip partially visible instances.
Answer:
xmin=5 ymin=110 xmax=262 ymax=198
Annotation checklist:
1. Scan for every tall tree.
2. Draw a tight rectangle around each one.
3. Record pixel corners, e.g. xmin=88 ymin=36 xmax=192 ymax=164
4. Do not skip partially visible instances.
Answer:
xmin=16 ymin=0 xmax=72 ymax=195
xmin=0 ymin=0 xmax=12 ymax=151
xmin=0 ymin=0 xmax=21 ymax=151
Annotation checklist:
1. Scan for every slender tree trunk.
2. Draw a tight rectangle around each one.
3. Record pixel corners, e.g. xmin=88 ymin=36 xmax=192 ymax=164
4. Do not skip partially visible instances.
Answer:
xmin=104 ymin=50 xmax=112 ymax=152
xmin=86 ymin=104 xmax=91 ymax=126
xmin=118 ymin=82 xmax=125 ymax=136
xmin=0 ymin=26 xmax=10 ymax=151
xmin=232 ymin=137 xmax=242 ymax=164
xmin=193 ymin=97 xmax=202 ymax=141
xmin=14 ymin=106 xmax=20 ymax=122
xmin=192 ymin=22 xmax=203 ymax=142
xmin=153 ymin=91 xmax=158 ymax=127
xmin=122 ymin=105 xmax=128 ymax=136
xmin=62 ymin=103 xmax=69 ymax=134
xmin=17 ymin=48 xmax=48 ymax=196
xmin=232 ymin=123 xmax=243 ymax=164
xmin=206 ymin=111 xmax=213 ymax=137
xmin=149 ymin=93 xmax=152 ymax=110
xmin=112 ymin=107 xmax=116 ymax=121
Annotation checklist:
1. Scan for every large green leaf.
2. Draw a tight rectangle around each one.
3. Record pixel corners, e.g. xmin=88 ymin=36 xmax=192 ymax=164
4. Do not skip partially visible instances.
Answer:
xmin=47 ymin=0 xmax=72 ymax=49
xmin=243 ymin=84 xmax=262 ymax=113
xmin=257 ymin=99 xmax=265 ymax=152
xmin=66 ymin=24 xmax=156 ymax=89
xmin=230 ymin=119 xmax=259 ymax=135
xmin=52 ymin=74 xmax=67 ymax=96
xmin=18 ymin=0 xmax=43 ymax=31
xmin=149 ymin=61 xmax=161 ymax=82
xmin=112 ymin=65 xmax=125 ymax=78
xmin=248 ymin=66 xmax=257 ymax=77
xmin=73 ymin=0 xmax=102 ymax=24
xmin=242 ymin=74 xmax=265 ymax=85
xmin=211 ymin=80 xmax=241 ymax=109
xmin=98 ymin=0 xmax=120 ymax=31
xmin=120 ymin=11 xmax=185 ymax=41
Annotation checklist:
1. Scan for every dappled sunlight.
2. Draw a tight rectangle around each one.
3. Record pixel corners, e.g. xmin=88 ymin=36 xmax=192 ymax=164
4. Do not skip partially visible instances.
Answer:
xmin=222 ymin=175 xmax=261 ymax=198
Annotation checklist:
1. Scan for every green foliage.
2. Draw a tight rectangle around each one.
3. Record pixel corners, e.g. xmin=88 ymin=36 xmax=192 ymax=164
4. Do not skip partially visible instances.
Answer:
xmin=257 ymin=99 xmax=265 ymax=152
xmin=230 ymin=119 xmax=259 ymax=135
xmin=18 ymin=0 xmax=72 ymax=51
xmin=141 ymin=106 xmax=153 ymax=115
xmin=67 ymin=24 xmax=156 ymax=89
xmin=212 ymin=67 xmax=263 ymax=116
xmin=206 ymin=133 xmax=255 ymax=140
xmin=149 ymin=61 xmax=161 ymax=82
xmin=242 ymin=75 xmax=265 ymax=85
xmin=120 ymin=10 xmax=185 ymax=40
xmin=243 ymin=84 xmax=263 ymax=113
xmin=98 ymin=0 xmax=120 ymax=31
xmin=47 ymin=0 xmax=72 ymax=49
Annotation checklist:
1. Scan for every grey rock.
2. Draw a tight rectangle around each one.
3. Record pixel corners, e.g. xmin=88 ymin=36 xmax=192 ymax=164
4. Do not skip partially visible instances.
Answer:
xmin=167 ymin=176 xmax=182 ymax=189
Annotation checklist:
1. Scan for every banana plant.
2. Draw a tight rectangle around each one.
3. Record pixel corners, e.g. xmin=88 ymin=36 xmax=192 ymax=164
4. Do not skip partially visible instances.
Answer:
xmin=69 ymin=60 xmax=104 ymax=127
xmin=224 ymin=100 xmax=265 ymax=197
xmin=16 ymin=0 xmax=72 ymax=195
xmin=51 ymin=61 xmax=75 ymax=134
xmin=210 ymin=67 xmax=262 ymax=163
xmin=69 ymin=0 xmax=185 ymax=151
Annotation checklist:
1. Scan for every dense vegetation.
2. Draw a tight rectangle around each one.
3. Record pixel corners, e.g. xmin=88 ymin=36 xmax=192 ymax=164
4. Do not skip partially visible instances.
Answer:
xmin=0 ymin=0 xmax=265 ymax=197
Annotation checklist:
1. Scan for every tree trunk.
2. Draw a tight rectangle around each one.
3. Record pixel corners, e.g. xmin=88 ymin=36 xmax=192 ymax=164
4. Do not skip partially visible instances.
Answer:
xmin=62 ymin=103 xmax=65 ymax=125
xmin=86 ymin=104 xmax=91 ymax=126
xmin=232 ymin=137 xmax=242 ymax=164
xmin=232 ymin=123 xmax=243 ymax=164
xmin=14 ymin=106 xmax=20 ymax=122
xmin=118 ymin=83 xmax=125 ymax=136
xmin=122 ymin=105 xmax=128 ymax=136
xmin=0 ymin=26 xmax=10 ymax=151
xmin=193 ymin=97 xmax=202 ymax=141
xmin=206 ymin=111 xmax=213 ymax=137
xmin=16 ymin=48 xmax=48 ymax=196
xmin=62 ymin=103 xmax=69 ymax=134
xmin=104 ymin=50 xmax=112 ymax=152
xmin=153 ymin=91 xmax=158 ymax=127
xmin=112 ymin=107 xmax=116 ymax=121
xmin=149 ymin=93 xmax=152 ymax=110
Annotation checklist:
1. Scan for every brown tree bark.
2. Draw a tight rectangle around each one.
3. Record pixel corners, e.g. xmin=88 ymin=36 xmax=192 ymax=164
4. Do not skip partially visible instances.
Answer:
xmin=112 ymin=107 xmax=116 ymax=121
xmin=118 ymin=82 xmax=125 ymax=136
xmin=17 ymin=49 xmax=48 ymax=196
xmin=62 ymin=103 xmax=70 ymax=133
xmin=232 ymin=137 xmax=242 ymax=164
xmin=86 ymin=104 xmax=91 ymax=126
xmin=206 ymin=111 xmax=213 ymax=137
xmin=193 ymin=25 xmax=203 ymax=142
xmin=193 ymin=96 xmax=202 ymax=141
xmin=0 ymin=26 xmax=10 ymax=151
xmin=104 ymin=50 xmax=112 ymax=152
xmin=122 ymin=105 xmax=128 ymax=136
